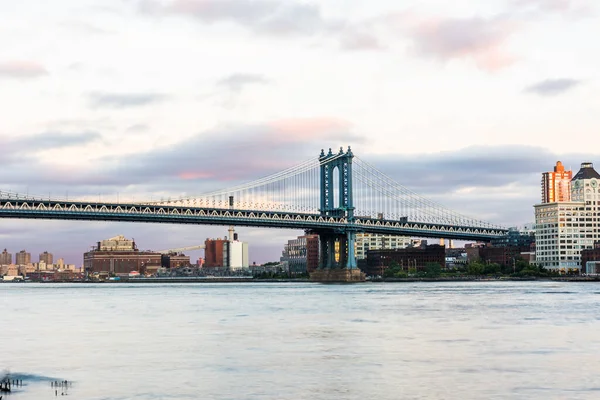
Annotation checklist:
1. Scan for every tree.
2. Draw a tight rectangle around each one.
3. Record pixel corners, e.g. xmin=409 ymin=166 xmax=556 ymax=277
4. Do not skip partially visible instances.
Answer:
xmin=467 ymin=262 xmax=485 ymax=275
xmin=383 ymin=261 xmax=402 ymax=278
xmin=484 ymin=263 xmax=501 ymax=275
xmin=423 ymin=263 xmax=442 ymax=278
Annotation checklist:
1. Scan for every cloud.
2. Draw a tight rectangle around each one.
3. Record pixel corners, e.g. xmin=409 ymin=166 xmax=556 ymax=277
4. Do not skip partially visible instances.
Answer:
xmin=126 ymin=124 xmax=150 ymax=133
xmin=524 ymin=78 xmax=581 ymax=96
xmin=2 ymin=131 xmax=101 ymax=154
xmin=0 ymin=61 xmax=48 ymax=79
xmin=399 ymin=15 xmax=518 ymax=71
xmin=0 ymin=117 xmax=360 ymax=193
xmin=339 ymin=29 xmax=383 ymax=51
xmin=509 ymin=0 xmax=593 ymax=16
xmin=59 ymin=21 xmax=113 ymax=35
xmin=88 ymin=92 xmax=166 ymax=108
xmin=143 ymin=0 xmax=332 ymax=36
xmin=217 ymin=73 xmax=270 ymax=93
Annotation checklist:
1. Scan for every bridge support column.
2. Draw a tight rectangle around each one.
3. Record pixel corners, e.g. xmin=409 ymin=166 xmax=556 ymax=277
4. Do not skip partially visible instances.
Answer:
xmin=312 ymin=230 xmax=364 ymax=282
xmin=346 ymin=231 xmax=357 ymax=270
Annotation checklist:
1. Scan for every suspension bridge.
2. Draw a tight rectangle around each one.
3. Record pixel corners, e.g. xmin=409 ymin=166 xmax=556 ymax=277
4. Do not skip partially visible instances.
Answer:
xmin=0 ymin=147 xmax=506 ymax=280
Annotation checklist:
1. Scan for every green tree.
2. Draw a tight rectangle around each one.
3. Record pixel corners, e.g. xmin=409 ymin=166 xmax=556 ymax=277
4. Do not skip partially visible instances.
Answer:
xmin=467 ymin=262 xmax=485 ymax=275
xmin=423 ymin=263 xmax=442 ymax=278
xmin=383 ymin=261 xmax=402 ymax=278
xmin=484 ymin=263 xmax=501 ymax=275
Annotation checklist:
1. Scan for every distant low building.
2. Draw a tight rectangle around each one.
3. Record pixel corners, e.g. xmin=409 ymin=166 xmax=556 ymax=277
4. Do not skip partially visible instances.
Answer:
xmin=581 ymin=242 xmax=600 ymax=274
xmin=84 ymin=235 xmax=161 ymax=277
xmin=363 ymin=245 xmax=445 ymax=277
xmin=161 ymin=253 xmax=191 ymax=269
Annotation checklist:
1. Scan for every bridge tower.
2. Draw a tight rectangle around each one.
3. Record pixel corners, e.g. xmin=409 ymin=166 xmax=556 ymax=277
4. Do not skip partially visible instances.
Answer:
xmin=311 ymin=147 xmax=364 ymax=282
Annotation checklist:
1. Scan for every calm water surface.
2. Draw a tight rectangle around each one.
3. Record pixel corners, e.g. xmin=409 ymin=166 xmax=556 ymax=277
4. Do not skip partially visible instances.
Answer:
xmin=2 ymin=281 xmax=600 ymax=399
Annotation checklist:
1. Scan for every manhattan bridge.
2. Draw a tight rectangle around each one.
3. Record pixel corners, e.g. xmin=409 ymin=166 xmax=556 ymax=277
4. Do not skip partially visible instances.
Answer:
xmin=0 ymin=147 xmax=506 ymax=275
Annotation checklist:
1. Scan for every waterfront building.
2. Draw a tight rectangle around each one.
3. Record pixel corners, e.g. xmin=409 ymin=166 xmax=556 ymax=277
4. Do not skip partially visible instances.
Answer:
xmin=204 ymin=238 xmax=227 ymax=268
xmin=280 ymin=234 xmax=319 ymax=275
xmin=491 ymin=227 xmax=535 ymax=248
xmin=204 ymin=230 xmax=249 ymax=271
xmin=467 ymin=244 xmax=530 ymax=267
xmin=355 ymin=233 xmax=412 ymax=260
xmin=15 ymin=250 xmax=31 ymax=265
xmin=84 ymin=235 xmax=161 ymax=277
xmin=225 ymin=240 xmax=249 ymax=271
xmin=581 ymin=242 xmax=600 ymax=274
xmin=535 ymin=162 xmax=600 ymax=272
xmin=39 ymin=251 xmax=53 ymax=265
xmin=0 ymin=249 xmax=11 ymax=265
xmin=363 ymin=245 xmax=445 ymax=276
xmin=161 ymin=253 xmax=191 ymax=269
xmin=541 ymin=161 xmax=572 ymax=203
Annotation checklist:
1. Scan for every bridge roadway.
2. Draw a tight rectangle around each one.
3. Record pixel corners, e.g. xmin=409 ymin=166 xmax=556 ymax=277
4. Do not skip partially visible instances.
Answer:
xmin=0 ymin=197 xmax=507 ymax=241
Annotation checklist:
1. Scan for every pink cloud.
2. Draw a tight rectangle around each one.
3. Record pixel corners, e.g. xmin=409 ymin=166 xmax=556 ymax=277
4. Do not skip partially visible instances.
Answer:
xmin=266 ymin=117 xmax=353 ymax=143
xmin=384 ymin=12 xmax=519 ymax=71
xmin=178 ymin=171 xmax=215 ymax=180
xmin=0 ymin=61 xmax=48 ymax=79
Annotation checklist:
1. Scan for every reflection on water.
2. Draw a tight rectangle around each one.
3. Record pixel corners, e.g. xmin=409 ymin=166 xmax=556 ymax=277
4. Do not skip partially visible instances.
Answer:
xmin=2 ymin=282 xmax=600 ymax=399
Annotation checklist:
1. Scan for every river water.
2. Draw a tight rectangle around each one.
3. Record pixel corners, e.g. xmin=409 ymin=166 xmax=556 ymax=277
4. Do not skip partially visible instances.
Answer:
xmin=2 ymin=281 xmax=600 ymax=399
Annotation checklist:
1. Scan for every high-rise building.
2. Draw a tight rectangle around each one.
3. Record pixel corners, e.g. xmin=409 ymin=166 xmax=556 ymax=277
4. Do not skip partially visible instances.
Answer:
xmin=0 ymin=249 xmax=11 ymax=265
xmin=15 ymin=250 xmax=31 ymax=265
xmin=541 ymin=161 xmax=572 ymax=203
xmin=39 ymin=251 xmax=53 ymax=264
xmin=535 ymin=162 xmax=600 ymax=271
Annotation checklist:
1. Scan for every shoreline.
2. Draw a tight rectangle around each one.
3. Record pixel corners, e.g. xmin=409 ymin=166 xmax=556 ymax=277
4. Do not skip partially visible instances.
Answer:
xmin=3 ymin=276 xmax=600 ymax=284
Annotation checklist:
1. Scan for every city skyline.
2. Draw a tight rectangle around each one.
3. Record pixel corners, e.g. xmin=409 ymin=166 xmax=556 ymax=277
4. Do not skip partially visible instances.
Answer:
xmin=1 ymin=0 xmax=599 ymax=264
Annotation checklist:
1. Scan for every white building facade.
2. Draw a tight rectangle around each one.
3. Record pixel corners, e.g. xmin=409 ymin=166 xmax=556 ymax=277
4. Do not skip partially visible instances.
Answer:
xmin=355 ymin=233 xmax=413 ymax=260
xmin=535 ymin=163 xmax=600 ymax=272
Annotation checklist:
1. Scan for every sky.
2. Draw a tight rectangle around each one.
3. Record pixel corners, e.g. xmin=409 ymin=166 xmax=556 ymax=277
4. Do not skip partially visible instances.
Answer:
xmin=1 ymin=0 xmax=599 ymax=265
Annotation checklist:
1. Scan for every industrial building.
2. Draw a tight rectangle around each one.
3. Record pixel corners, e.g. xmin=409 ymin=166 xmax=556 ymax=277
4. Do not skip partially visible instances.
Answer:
xmin=204 ymin=228 xmax=249 ymax=271
xmin=83 ymin=235 xmax=161 ymax=278
xmin=161 ymin=253 xmax=191 ymax=269
xmin=535 ymin=162 xmax=600 ymax=272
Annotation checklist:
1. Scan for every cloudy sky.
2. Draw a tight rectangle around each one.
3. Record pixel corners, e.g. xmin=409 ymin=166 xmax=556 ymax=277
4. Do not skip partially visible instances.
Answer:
xmin=1 ymin=0 xmax=599 ymax=265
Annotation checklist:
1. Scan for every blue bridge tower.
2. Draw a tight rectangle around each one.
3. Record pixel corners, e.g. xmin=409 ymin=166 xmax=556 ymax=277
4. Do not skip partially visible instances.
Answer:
xmin=311 ymin=147 xmax=362 ymax=281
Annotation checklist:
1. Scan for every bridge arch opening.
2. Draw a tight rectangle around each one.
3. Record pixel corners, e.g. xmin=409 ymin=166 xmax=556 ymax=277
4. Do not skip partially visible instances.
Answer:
xmin=332 ymin=165 xmax=340 ymax=210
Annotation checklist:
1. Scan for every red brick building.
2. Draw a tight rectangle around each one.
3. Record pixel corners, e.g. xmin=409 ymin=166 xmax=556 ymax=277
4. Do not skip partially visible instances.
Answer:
xmin=581 ymin=242 xmax=600 ymax=274
xmin=363 ymin=245 xmax=445 ymax=276
xmin=204 ymin=238 xmax=227 ymax=268
xmin=306 ymin=235 xmax=320 ymax=273
xmin=84 ymin=250 xmax=161 ymax=277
